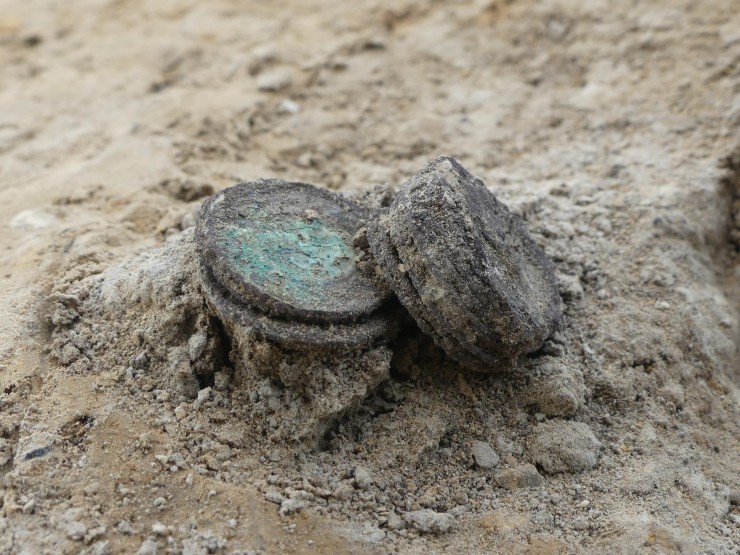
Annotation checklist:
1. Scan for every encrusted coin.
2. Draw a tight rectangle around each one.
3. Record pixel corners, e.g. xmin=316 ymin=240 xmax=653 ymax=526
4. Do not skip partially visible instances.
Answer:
xmin=367 ymin=156 xmax=561 ymax=371
xmin=195 ymin=179 xmax=399 ymax=444
xmin=199 ymin=259 xmax=395 ymax=350
xmin=197 ymin=179 xmax=391 ymax=324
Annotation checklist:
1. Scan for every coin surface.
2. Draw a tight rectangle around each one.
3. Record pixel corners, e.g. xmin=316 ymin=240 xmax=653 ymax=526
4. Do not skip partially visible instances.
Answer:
xmin=197 ymin=179 xmax=391 ymax=323
xmin=199 ymin=260 xmax=394 ymax=350
xmin=368 ymin=156 xmax=561 ymax=371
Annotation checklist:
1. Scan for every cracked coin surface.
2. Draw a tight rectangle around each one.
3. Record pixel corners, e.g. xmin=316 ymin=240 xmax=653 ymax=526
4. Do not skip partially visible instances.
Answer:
xmin=367 ymin=156 xmax=561 ymax=371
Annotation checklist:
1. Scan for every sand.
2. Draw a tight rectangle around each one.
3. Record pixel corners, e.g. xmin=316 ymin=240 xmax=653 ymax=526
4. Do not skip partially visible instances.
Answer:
xmin=0 ymin=0 xmax=738 ymax=553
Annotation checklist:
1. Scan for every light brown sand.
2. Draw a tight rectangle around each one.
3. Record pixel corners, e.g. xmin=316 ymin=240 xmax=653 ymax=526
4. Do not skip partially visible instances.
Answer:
xmin=1 ymin=1 xmax=738 ymax=553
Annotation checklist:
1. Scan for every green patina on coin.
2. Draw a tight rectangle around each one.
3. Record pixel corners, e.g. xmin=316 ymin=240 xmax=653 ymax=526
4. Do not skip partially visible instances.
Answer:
xmin=197 ymin=179 xmax=391 ymax=324
xmin=220 ymin=215 xmax=353 ymax=309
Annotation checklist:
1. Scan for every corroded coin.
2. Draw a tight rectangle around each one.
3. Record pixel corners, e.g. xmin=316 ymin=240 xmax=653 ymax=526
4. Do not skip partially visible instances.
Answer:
xmin=368 ymin=156 xmax=561 ymax=371
xmin=197 ymin=179 xmax=391 ymax=323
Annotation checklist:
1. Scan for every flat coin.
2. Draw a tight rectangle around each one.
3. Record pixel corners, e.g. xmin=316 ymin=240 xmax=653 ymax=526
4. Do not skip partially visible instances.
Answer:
xmin=199 ymin=260 xmax=395 ymax=350
xmin=197 ymin=179 xmax=391 ymax=323
xmin=369 ymin=156 xmax=561 ymax=370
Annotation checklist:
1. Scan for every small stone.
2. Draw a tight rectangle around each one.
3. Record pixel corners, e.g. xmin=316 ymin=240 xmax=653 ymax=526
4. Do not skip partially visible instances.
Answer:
xmin=278 ymin=99 xmax=300 ymax=114
xmin=386 ymin=512 xmax=406 ymax=531
xmin=188 ymin=331 xmax=208 ymax=361
xmin=471 ymin=441 xmax=500 ymax=469
xmin=87 ymin=525 xmax=107 ymax=542
xmin=192 ymin=387 xmax=211 ymax=410
xmin=60 ymin=343 xmax=81 ymax=365
xmin=213 ymin=371 xmax=231 ymax=391
xmin=117 ymin=520 xmax=134 ymax=535
xmin=495 ymin=464 xmax=544 ymax=489
xmin=257 ymin=69 xmax=293 ymax=92
xmin=90 ymin=541 xmax=111 ymax=555
xmin=520 ymin=358 xmax=585 ymax=417
xmin=22 ymin=499 xmax=36 ymax=514
xmin=174 ymin=404 xmax=188 ymax=420
xmin=170 ymin=453 xmax=186 ymax=468
xmin=136 ymin=539 xmax=159 ymax=555
xmin=154 ymin=389 xmax=170 ymax=402
xmin=151 ymin=522 xmax=167 ymax=536
xmin=353 ymin=466 xmax=373 ymax=489
xmin=332 ymin=481 xmax=355 ymax=500
xmin=279 ymin=499 xmax=306 ymax=515
xmin=67 ymin=521 xmax=87 ymax=541
xmin=153 ymin=496 xmax=166 ymax=507
xmin=529 ymin=420 xmax=601 ymax=474
xmin=265 ymin=490 xmax=285 ymax=504
xmin=132 ymin=352 xmax=148 ymax=370
xmin=404 ymin=509 xmax=455 ymax=534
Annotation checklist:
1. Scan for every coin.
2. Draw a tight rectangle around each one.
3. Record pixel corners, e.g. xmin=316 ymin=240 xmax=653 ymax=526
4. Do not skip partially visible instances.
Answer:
xmin=368 ymin=156 xmax=561 ymax=371
xmin=197 ymin=179 xmax=391 ymax=324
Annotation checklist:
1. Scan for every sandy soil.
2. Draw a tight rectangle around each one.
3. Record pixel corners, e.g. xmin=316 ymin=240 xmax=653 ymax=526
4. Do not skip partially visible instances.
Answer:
xmin=1 ymin=0 xmax=739 ymax=554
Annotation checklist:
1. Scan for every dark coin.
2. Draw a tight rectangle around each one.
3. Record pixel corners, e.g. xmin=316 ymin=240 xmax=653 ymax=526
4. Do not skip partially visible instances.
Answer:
xmin=368 ymin=156 xmax=561 ymax=371
xmin=197 ymin=179 xmax=391 ymax=324
xmin=199 ymin=260 xmax=395 ymax=350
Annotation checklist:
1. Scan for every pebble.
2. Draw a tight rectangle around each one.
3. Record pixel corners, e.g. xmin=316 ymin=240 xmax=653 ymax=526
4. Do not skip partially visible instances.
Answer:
xmin=89 ymin=541 xmax=111 ymax=555
xmin=188 ymin=331 xmax=208 ymax=361
xmin=353 ymin=466 xmax=373 ymax=489
xmin=332 ymin=481 xmax=354 ymax=500
xmin=132 ymin=352 xmax=148 ymax=370
xmin=174 ymin=404 xmax=188 ymax=420
xmin=192 ymin=387 xmax=211 ymax=410
xmin=404 ymin=509 xmax=455 ymax=534
xmin=279 ymin=499 xmax=306 ymax=516
xmin=66 ymin=521 xmax=87 ymax=541
xmin=278 ymin=99 xmax=300 ymax=114
xmin=529 ymin=420 xmax=601 ymax=474
xmin=151 ymin=522 xmax=167 ymax=536
xmin=386 ymin=512 xmax=405 ymax=530
xmin=22 ymin=499 xmax=36 ymax=514
xmin=495 ymin=464 xmax=544 ymax=489
xmin=471 ymin=441 xmax=500 ymax=469
xmin=117 ymin=520 xmax=133 ymax=535
xmin=257 ymin=69 xmax=293 ymax=92
xmin=136 ymin=539 xmax=159 ymax=555
xmin=265 ymin=490 xmax=285 ymax=504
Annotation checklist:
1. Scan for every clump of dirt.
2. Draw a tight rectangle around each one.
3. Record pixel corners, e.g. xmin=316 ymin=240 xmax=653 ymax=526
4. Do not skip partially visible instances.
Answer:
xmin=43 ymin=158 xmax=739 ymax=551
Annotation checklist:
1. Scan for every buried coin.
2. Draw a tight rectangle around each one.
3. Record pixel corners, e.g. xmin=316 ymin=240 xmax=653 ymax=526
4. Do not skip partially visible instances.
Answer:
xmin=199 ymin=259 xmax=395 ymax=351
xmin=367 ymin=156 xmax=561 ymax=371
xmin=197 ymin=179 xmax=391 ymax=324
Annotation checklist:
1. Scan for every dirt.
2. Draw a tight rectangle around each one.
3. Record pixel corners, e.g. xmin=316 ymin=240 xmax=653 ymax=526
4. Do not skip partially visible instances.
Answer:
xmin=1 ymin=0 xmax=739 ymax=554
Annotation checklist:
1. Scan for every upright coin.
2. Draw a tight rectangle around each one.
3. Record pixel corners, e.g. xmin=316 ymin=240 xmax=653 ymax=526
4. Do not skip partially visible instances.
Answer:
xmin=197 ymin=179 xmax=391 ymax=324
xmin=368 ymin=156 xmax=561 ymax=371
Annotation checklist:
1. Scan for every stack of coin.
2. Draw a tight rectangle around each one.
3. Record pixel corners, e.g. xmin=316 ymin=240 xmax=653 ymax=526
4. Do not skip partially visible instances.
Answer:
xmin=196 ymin=178 xmax=397 ymax=382
xmin=197 ymin=158 xmax=561 ymax=379
xmin=367 ymin=156 xmax=561 ymax=372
